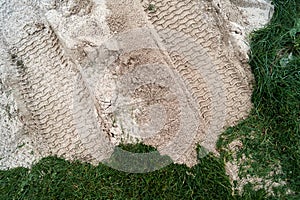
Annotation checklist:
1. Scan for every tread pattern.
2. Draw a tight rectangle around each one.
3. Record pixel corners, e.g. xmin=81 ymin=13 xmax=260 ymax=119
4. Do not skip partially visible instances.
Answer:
xmin=1 ymin=0 xmax=253 ymax=168
xmin=2 ymin=2 xmax=111 ymax=164
xmin=135 ymin=0 xmax=253 ymax=162
xmin=143 ymin=0 xmax=253 ymax=129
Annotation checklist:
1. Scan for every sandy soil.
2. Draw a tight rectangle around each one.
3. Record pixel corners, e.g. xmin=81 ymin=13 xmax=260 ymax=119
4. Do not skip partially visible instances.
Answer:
xmin=0 ymin=0 xmax=273 ymax=170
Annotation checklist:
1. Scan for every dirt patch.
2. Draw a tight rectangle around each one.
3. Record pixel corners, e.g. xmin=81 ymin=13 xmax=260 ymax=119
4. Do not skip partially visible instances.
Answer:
xmin=224 ymin=140 xmax=289 ymax=196
xmin=0 ymin=0 xmax=273 ymax=170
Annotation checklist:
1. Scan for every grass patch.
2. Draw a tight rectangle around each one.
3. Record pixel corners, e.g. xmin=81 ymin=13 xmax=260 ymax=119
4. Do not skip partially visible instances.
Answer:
xmin=1 ymin=145 xmax=233 ymax=200
xmin=218 ymin=0 xmax=300 ymax=198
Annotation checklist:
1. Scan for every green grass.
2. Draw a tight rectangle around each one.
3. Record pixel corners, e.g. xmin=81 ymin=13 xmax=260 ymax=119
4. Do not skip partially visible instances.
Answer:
xmin=0 ymin=145 xmax=233 ymax=200
xmin=218 ymin=0 xmax=300 ymax=198
xmin=1 ymin=0 xmax=299 ymax=199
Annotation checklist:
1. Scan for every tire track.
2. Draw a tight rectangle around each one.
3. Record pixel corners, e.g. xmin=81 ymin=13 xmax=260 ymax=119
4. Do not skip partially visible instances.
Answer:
xmin=143 ymin=0 xmax=253 ymax=137
xmin=0 ymin=0 xmax=253 ymax=169
xmin=1 ymin=2 xmax=112 ymax=164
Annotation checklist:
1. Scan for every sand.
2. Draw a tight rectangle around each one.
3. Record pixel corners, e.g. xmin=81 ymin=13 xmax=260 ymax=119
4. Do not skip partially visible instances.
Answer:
xmin=0 ymin=0 xmax=273 ymax=171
